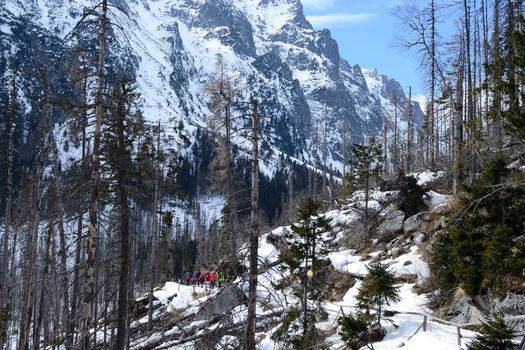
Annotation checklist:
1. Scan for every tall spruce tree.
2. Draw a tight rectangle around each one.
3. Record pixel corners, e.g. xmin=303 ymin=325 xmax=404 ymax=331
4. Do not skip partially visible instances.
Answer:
xmin=101 ymin=78 xmax=141 ymax=350
xmin=346 ymin=137 xmax=384 ymax=235
xmin=272 ymin=197 xmax=330 ymax=349
xmin=274 ymin=198 xmax=332 ymax=349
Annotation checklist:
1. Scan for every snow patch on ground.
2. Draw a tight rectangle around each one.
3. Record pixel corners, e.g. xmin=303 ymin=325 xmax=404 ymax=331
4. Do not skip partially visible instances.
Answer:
xmin=426 ymin=190 xmax=454 ymax=208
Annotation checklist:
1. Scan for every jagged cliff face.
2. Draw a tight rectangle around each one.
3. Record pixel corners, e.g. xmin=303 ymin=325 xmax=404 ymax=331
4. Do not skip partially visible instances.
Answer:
xmin=0 ymin=0 xmax=424 ymax=174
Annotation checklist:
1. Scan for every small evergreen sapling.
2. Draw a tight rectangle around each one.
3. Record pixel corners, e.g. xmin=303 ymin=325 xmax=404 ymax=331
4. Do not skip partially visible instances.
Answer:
xmin=274 ymin=197 xmax=331 ymax=349
xmin=395 ymin=172 xmax=427 ymax=216
xmin=468 ymin=313 xmax=517 ymax=350
xmin=338 ymin=312 xmax=372 ymax=350
xmin=346 ymin=137 xmax=384 ymax=234
xmin=0 ymin=306 xmax=10 ymax=343
xmin=357 ymin=261 xmax=400 ymax=324
xmin=339 ymin=261 xmax=400 ymax=349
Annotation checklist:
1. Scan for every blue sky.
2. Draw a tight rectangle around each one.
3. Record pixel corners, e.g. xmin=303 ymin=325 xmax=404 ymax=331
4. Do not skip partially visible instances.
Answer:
xmin=302 ymin=0 xmax=427 ymax=100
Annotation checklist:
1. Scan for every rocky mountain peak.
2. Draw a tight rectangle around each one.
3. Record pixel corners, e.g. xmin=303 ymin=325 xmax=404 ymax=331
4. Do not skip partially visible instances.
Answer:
xmin=1 ymin=0 xmax=424 ymax=176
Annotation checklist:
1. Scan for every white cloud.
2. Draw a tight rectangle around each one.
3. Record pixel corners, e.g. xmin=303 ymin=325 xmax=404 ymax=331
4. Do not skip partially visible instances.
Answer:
xmin=306 ymin=13 xmax=375 ymax=27
xmin=301 ymin=0 xmax=336 ymax=10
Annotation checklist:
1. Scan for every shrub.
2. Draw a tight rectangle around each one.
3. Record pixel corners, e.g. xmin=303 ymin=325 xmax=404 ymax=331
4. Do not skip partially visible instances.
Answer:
xmin=338 ymin=313 xmax=373 ymax=350
xmin=467 ymin=313 xmax=517 ymax=350
xmin=429 ymin=156 xmax=525 ymax=297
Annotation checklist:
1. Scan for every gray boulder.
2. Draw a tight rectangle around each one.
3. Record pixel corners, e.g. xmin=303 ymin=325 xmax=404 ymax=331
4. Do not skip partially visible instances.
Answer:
xmin=195 ymin=284 xmax=246 ymax=321
xmin=403 ymin=212 xmax=433 ymax=233
xmin=403 ymin=213 xmax=422 ymax=233
xmin=386 ymin=210 xmax=405 ymax=220
xmin=446 ymin=296 xmax=486 ymax=325
xmin=377 ymin=214 xmax=405 ymax=243
xmin=413 ymin=232 xmax=426 ymax=245
xmin=398 ymin=273 xmax=419 ymax=283
xmin=445 ymin=293 xmax=525 ymax=333
xmin=431 ymin=203 xmax=450 ymax=215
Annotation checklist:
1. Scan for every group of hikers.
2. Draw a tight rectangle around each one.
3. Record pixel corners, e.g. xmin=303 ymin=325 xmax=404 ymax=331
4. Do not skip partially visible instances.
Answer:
xmin=183 ymin=270 xmax=225 ymax=288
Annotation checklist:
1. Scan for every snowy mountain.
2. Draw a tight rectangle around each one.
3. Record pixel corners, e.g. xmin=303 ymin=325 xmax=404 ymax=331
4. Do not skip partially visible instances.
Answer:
xmin=0 ymin=0 xmax=424 ymax=175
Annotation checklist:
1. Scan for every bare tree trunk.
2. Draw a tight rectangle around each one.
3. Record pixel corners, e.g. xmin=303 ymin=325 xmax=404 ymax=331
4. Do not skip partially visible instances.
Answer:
xmin=18 ymin=136 xmax=46 ymax=350
xmin=32 ymin=224 xmax=53 ymax=350
xmin=302 ymin=234 xmax=310 ymax=338
xmin=493 ymin=0 xmax=503 ymax=150
xmin=465 ymin=0 xmax=474 ymax=136
xmin=364 ymin=167 xmax=370 ymax=236
xmin=392 ymin=92 xmax=399 ymax=172
xmin=341 ymin=131 xmax=347 ymax=189
xmin=406 ymin=87 xmax=414 ymax=173
xmin=288 ymin=170 xmax=293 ymax=222
xmin=148 ymin=122 xmax=161 ymax=330
xmin=454 ymin=38 xmax=465 ymax=195
xmin=246 ymin=100 xmax=260 ymax=350
xmin=383 ymin=116 xmax=388 ymax=177
xmin=481 ymin=0 xmax=490 ymax=130
xmin=430 ymin=0 xmax=437 ymax=168
xmin=307 ymin=167 xmax=312 ymax=198
xmin=115 ymin=87 xmax=131 ymax=350
xmin=464 ymin=0 xmax=479 ymax=176
xmin=0 ymin=72 xmax=17 ymax=325
xmin=18 ymin=66 xmax=52 ymax=350
xmin=322 ymin=110 xmax=328 ymax=195
xmin=81 ymin=1 xmax=108 ymax=348
xmin=49 ymin=127 xmax=71 ymax=347
xmin=69 ymin=77 xmax=88 ymax=348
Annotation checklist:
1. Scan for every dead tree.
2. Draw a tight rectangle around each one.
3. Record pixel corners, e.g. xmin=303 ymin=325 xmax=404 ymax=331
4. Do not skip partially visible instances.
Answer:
xmin=246 ymin=100 xmax=260 ymax=350
xmin=148 ymin=122 xmax=162 ymax=331
xmin=78 ymin=1 xmax=109 ymax=348
xmin=0 ymin=72 xmax=17 ymax=334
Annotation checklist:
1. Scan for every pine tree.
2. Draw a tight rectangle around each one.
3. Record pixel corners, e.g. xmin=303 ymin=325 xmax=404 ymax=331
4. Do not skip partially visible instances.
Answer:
xmin=357 ymin=261 xmax=400 ymax=324
xmin=338 ymin=261 xmax=399 ymax=350
xmin=274 ymin=197 xmax=331 ymax=349
xmin=101 ymin=78 xmax=141 ymax=350
xmin=430 ymin=155 xmax=525 ymax=297
xmin=502 ymin=13 xmax=525 ymax=140
xmin=338 ymin=312 xmax=371 ymax=350
xmin=346 ymin=137 xmax=384 ymax=235
xmin=468 ymin=313 xmax=517 ymax=350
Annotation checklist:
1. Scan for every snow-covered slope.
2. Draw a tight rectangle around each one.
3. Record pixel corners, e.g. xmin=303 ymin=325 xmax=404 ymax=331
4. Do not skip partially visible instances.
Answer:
xmin=122 ymin=189 xmax=488 ymax=349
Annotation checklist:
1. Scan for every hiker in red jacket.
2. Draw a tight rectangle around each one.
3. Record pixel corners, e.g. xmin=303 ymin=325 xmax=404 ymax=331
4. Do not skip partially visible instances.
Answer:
xmin=210 ymin=271 xmax=217 ymax=288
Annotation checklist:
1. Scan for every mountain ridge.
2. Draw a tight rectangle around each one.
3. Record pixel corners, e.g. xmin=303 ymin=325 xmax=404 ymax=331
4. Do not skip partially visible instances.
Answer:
xmin=1 ymin=0 xmax=424 ymax=172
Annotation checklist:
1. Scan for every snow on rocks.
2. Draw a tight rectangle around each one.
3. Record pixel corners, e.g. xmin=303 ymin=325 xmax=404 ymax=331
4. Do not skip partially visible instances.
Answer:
xmin=411 ymin=170 xmax=445 ymax=186
xmin=426 ymin=190 xmax=454 ymax=213
xmin=384 ymin=246 xmax=430 ymax=280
